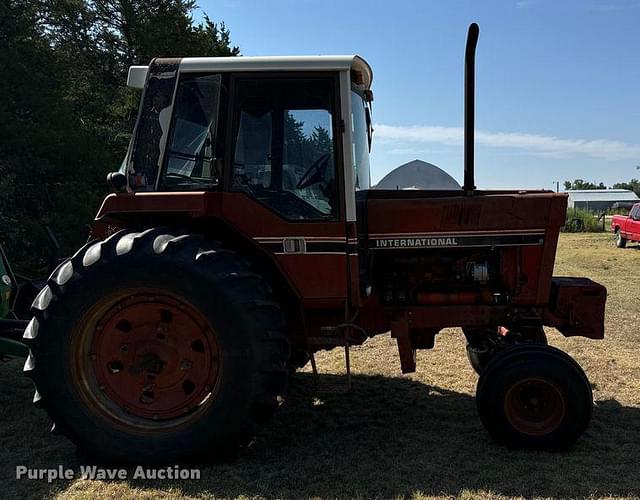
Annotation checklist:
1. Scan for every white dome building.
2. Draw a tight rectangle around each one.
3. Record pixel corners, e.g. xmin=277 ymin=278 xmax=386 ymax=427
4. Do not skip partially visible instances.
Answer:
xmin=375 ymin=159 xmax=461 ymax=190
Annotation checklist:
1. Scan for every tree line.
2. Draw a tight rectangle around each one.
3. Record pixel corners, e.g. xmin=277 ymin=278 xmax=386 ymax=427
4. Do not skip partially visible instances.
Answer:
xmin=564 ymin=168 xmax=640 ymax=195
xmin=0 ymin=0 xmax=239 ymax=275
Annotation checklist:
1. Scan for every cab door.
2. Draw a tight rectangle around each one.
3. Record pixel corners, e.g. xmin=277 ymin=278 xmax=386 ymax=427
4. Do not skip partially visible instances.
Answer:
xmin=221 ymin=73 xmax=351 ymax=304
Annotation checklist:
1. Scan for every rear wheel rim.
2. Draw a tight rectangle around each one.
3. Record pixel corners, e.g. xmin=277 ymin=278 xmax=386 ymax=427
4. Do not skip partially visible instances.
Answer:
xmin=72 ymin=290 xmax=221 ymax=430
xmin=504 ymin=377 xmax=566 ymax=436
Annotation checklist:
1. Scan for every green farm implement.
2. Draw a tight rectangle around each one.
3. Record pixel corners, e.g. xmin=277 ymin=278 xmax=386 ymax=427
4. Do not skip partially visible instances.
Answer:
xmin=0 ymin=244 xmax=47 ymax=359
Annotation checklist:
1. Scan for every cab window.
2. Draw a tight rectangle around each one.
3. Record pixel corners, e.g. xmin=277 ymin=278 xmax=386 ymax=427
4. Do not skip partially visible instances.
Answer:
xmin=232 ymin=77 xmax=338 ymax=220
xmin=351 ymin=89 xmax=371 ymax=189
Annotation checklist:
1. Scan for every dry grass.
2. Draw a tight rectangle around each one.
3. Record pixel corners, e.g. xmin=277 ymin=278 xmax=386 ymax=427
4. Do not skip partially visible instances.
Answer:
xmin=1 ymin=233 xmax=639 ymax=500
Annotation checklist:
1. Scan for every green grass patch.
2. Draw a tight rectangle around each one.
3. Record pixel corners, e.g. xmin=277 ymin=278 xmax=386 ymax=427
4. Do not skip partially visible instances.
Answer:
xmin=563 ymin=207 xmax=606 ymax=232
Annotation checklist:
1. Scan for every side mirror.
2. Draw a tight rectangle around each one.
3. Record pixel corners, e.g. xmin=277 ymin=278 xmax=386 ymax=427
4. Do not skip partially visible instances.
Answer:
xmin=127 ymin=66 xmax=148 ymax=89
xmin=107 ymin=171 xmax=127 ymax=193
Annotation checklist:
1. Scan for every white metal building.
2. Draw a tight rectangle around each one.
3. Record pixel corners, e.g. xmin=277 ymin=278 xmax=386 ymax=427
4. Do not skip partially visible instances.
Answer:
xmin=566 ymin=189 xmax=639 ymax=211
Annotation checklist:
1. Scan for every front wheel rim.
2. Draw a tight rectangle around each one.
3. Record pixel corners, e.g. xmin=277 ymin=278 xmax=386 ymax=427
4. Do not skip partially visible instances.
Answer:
xmin=504 ymin=377 xmax=566 ymax=437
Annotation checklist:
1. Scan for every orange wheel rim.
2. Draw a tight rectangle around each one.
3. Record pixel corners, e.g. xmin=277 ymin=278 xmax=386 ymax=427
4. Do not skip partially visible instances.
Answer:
xmin=504 ymin=377 xmax=566 ymax=436
xmin=72 ymin=290 xmax=220 ymax=428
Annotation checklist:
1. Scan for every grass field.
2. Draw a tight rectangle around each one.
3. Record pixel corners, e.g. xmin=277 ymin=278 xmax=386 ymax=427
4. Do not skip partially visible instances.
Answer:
xmin=1 ymin=233 xmax=639 ymax=500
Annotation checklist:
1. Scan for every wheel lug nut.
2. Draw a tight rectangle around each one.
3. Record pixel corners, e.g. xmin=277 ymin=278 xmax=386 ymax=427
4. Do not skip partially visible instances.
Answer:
xmin=120 ymin=344 xmax=128 ymax=352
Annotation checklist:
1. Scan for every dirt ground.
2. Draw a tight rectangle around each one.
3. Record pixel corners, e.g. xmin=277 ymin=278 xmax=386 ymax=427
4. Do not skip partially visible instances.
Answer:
xmin=1 ymin=233 xmax=639 ymax=500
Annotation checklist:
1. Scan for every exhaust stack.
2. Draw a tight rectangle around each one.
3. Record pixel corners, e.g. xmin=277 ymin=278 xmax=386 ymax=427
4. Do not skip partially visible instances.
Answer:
xmin=464 ymin=23 xmax=479 ymax=194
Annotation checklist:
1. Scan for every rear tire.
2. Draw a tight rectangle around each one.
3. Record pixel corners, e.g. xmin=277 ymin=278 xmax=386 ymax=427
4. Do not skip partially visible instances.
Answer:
xmin=476 ymin=344 xmax=592 ymax=450
xmin=616 ymin=230 xmax=627 ymax=248
xmin=23 ymin=229 xmax=289 ymax=463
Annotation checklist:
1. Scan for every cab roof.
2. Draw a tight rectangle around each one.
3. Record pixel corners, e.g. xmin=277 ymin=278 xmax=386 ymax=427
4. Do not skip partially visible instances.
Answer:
xmin=128 ymin=55 xmax=372 ymax=89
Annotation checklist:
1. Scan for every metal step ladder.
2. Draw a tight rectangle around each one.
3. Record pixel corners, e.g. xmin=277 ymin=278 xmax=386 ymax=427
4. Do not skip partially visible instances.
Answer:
xmin=305 ymin=325 xmax=353 ymax=393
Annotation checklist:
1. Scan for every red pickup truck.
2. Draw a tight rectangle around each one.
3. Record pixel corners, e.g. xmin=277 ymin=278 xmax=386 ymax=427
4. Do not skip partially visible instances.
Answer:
xmin=611 ymin=202 xmax=640 ymax=248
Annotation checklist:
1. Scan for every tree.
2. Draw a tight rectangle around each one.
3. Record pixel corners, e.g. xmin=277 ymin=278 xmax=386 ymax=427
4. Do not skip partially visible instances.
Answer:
xmin=310 ymin=126 xmax=333 ymax=157
xmin=612 ymin=179 xmax=640 ymax=197
xmin=0 ymin=0 xmax=239 ymax=274
xmin=563 ymin=179 xmax=607 ymax=191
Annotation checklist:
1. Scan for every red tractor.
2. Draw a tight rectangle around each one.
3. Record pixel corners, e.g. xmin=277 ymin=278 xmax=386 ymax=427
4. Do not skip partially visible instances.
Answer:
xmin=24 ymin=25 xmax=606 ymax=462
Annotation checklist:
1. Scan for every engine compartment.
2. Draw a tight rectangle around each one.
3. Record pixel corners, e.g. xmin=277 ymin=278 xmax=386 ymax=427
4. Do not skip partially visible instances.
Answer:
xmin=374 ymin=248 xmax=503 ymax=306
xmin=356 ymin=188 xmax=568 ymax=309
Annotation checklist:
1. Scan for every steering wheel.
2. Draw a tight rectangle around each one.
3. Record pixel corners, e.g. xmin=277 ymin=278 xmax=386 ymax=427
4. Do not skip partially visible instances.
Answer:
xmin=296 ymin=153 xmax=331 ymax=190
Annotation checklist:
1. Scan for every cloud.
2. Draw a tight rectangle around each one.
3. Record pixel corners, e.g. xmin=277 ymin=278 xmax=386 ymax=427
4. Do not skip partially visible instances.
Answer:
xmin=387 ymin=147 xmax=426 ymax=155
xmin=515 ymin=0 xmax=534 ymax=8
xmin=374 ymin=124 xmax=640 ymax=161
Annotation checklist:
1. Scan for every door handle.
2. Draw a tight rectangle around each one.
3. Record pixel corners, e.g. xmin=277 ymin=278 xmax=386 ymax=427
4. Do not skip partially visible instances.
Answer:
xmin=283 ymin=238 xmax=306 ymax=254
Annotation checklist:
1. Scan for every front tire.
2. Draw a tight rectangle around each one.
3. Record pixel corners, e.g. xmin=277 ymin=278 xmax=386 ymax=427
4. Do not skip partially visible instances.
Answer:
xmin=476 ymin=344 xmax=592 ymax=450
xmin=23 ymin=229 xmax=289 ymax=463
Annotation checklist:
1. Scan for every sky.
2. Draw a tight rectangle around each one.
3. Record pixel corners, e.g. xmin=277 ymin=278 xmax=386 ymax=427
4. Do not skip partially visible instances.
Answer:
xmin=199 ymin=0 xmax=640 ymax=189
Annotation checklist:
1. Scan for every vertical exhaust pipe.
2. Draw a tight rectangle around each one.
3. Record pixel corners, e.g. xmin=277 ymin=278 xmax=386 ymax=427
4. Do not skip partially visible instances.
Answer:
xmin=464 ymin=23 xmax=479 ymax=194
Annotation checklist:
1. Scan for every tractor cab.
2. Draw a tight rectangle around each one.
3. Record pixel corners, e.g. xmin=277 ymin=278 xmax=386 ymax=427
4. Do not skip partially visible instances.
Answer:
xmin=116 ymin=56 xmax=373 ymax=213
